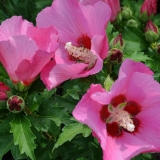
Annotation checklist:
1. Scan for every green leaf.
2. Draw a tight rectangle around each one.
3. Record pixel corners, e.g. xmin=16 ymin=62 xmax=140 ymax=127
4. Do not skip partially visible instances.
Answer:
xmin=104 ymin=74 xmax=114 ymax=91
xmin=0 ymin=114 xmax=15 ymax=159
xmin=53 ymin=123 xmax=91 ymax=150
xmin=67 ymin=89 xmax=79 ymax=100
xmin=11 ymin=145 xmax=28 ymax=160
xmin=153 ymin=14 xmax=160 ymax=26
xmin=10 ymin=114 xmax=36 ymax=160
xmin=27 ymin=115 xmax=50 ymax=132
xmin=106 ymin=22 xmax=114 ymax=41
xmin=40 ymin=88 xmax=56 ymax=99
xmin=146 ymin=54 xmax=160 ymax=72
xmin=39 ymin=98 xmax=72 ymax=126
xmin=132 ymin=153 xmax=153 ymax=160
xmin=122 ymin=27 xmax=148 ymax=52
xmin=124 ymin=51 xmax=152 ymax=62
xmin=0 ymin=132 xmax=13 ymax=159
xmin=88 ymin=142 xmax=102 ymax=160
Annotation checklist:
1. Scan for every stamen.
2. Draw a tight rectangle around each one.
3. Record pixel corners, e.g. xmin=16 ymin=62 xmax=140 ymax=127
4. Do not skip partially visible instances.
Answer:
xmin=65 ymin=42 xmax=97 ymax=69
xmin=107 ymin=107 xmax=135 ymax=132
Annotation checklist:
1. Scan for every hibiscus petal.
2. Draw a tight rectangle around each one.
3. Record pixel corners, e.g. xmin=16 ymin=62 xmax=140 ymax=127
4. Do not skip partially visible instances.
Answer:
xmin=118 ymin=59 xmax=153 ymax=79
xmin=0 ymin=16 xmax=33 ymax=41
xmin=72 ymin=84 xmax=107 ymax=150
xmin=136 ymin=104 xmax=160 ymax=149
xmin=27 ymin=26 xmax=59 ymax=52
xmin=104 ymin=132 xmax=157 ymax=160
xmin=41 ymin=62 xmax=88 ymax=90
xmin=15 ymin=50 xmax=54 ymax=85
xmin=0 ymin=36 xmax=38 ymax=82
xmin=126 ymin=72 xmax=160 ymax=108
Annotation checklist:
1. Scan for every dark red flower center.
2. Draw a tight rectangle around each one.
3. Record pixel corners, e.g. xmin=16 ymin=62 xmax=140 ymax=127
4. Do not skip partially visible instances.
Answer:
xmin=100 ymin=94 xmax=141 ymax=138
xmin=77 ymin=34 xmax=91 ymax=50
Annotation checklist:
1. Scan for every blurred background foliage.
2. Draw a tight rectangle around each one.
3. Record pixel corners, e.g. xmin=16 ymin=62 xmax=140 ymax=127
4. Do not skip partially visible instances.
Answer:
xmin=0 ymin=0 xmax=53 ymax=24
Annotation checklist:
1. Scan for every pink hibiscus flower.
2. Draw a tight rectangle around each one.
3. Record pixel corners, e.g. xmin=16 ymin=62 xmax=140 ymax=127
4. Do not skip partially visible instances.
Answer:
xmin=0 ymin=16 xmax=58 ymax=85
xmin=36 ymin=0 xmax=111 ymax=90
xmin=79 ymin=0 xmax=121 ymax=21
xmin=73 ymin=59 xmax=160 ymax=160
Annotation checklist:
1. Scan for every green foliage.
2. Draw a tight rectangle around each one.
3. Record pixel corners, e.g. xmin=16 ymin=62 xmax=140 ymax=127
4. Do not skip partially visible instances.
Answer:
xmin=10 ymin=114 xmax=36 ymax=160
xmin=122 ymin=27 xmax=148 ymax=52
xmin=132 ymin=153 xmax=154 ymax=160
xmin=53 ymin=123 xmax=91 ymax=150
xmin=39 ymin=97 xmax=72 ymax=126
xmin=0 ymin=0 xmax=159 ymax=159
xmin=0 ymin=115 xmax=14 ymax=159
xmin=0 ymin=0 xmax=53 ymax=24
xmin=124 ymin=51 xmax=152 ymax=62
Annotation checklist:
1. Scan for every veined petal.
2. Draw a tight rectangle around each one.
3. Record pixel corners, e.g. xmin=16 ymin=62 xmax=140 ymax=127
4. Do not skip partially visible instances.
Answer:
xmin=0 ymin=36 xmax=38 ymax=82
xmin=15 ymin=50 xmax=54 ymax=85
xmin=118 ymin=59 xmax=153 ymax=79
xmin=27 ymin=26 xmax=59 ymax=53
xmin=73 ymin=84 xmax=107 ymax=150
xmin=41 ymin=62 xmax=87 ymax=90
xmin=0 ymin=16 xmax=33 ymax=41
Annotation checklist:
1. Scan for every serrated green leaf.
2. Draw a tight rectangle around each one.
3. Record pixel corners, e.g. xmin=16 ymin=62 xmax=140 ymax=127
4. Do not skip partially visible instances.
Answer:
xmin=124 ymin=51 xmax=152 ymax=62
xmin=53 ymin=123 xmax=91 ymax=150
xmin=10 ymin=114 xmax=36 ymax=160
xmin=39 ymin=98 xmax=72 ymax=126
xmin=122 ymin=27 xmax=148 ymax=52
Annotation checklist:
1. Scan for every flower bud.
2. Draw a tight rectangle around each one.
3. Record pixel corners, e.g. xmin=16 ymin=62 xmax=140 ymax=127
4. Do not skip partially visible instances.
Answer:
xmin=140 ymin=0 xmax=157 ymax=16
xmin=121 ymin=7 xmax=132 ymax=20
xmin=7 ymin=95 xmax=25 ymax=113
xmin=116 ymin=12 xmax=123 ymax=24
xmin=108 ymin=48 xmax=123 ymax=64
xmin=126 ymin=19 xmax=138 ymax=28
xmin=109 ymin=34 xmax=125 ymax=50
xmin=139 ymin=11 xmax=149 ymax=23
xmin=14 ymin=82 xmax=30 ymax=92
xmin=155 ymin=43 xmax=160 ymax=54
xmin=0 ymin=82 xmax=10 ymax=101
xmin=145 ymin=20 xmax=159 ymax=43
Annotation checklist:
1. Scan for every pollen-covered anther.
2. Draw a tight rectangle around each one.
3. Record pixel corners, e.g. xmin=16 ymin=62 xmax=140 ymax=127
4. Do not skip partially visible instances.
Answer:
xmin=109 ymin=108 xmax=135 ymax=132
xmin=65 ymin=42 xmax=97 ymax=69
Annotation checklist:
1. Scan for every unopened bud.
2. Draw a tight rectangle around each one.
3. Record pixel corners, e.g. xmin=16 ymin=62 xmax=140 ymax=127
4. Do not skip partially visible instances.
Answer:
xmin=140 ymin=0 xmax=157 ymax=17
xmin=116 ymin=12 xmax=123 ymax=24
xmin=126 ymin=19 xmax=138 ymax=28
xmin=14 ymin=82 xmax=30 ymax=92
xmin=145 ymin=20 xmax=159 ymax=43
xmin=139 ymin=11 xmax=149 ymax=23
xmin=0 ymin=82 xmax=10 ymax=101
xmin=155 ymin=43 xmax=160 ymax=54
xmin=109 ymin=34 xmax=125 ymax=50
xmin=7 ymin=95 xmax=25 ymax=113
xmin=108 ymin=48 xmax=123 ymax=64
xmin=121 ymin=7 xmax=132 ymax=20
